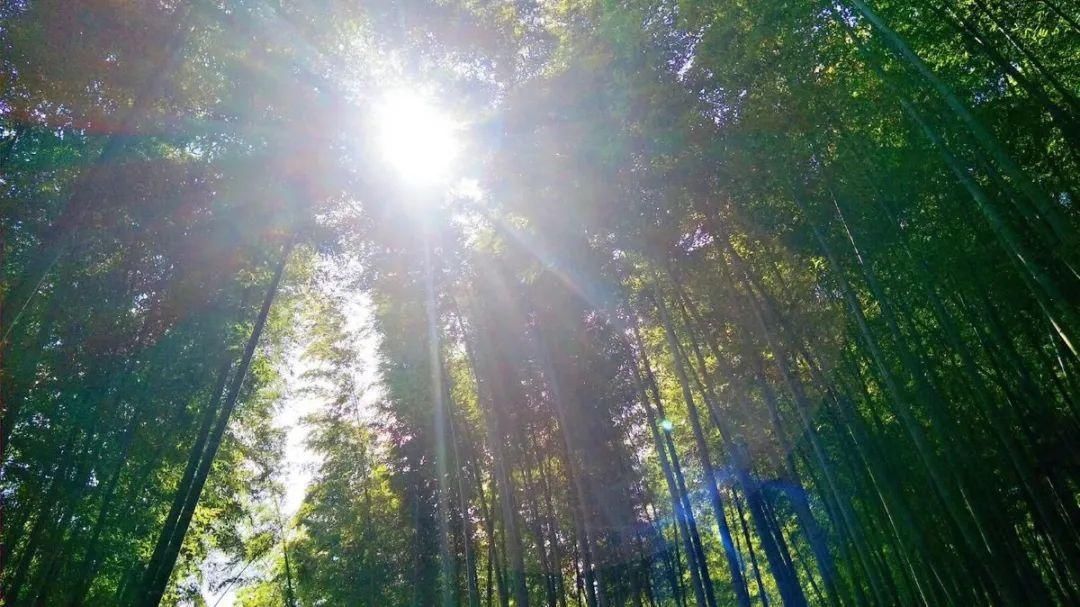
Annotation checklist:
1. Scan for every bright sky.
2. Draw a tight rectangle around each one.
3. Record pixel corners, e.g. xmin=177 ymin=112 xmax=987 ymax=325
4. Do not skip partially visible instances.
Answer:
xmin=277 ymin=353 xmax=324 ymax=515
xmin=277 ymin=290 xmax=384 ymax=516
xmin=200 ymin=293 xmax=381 ymax=607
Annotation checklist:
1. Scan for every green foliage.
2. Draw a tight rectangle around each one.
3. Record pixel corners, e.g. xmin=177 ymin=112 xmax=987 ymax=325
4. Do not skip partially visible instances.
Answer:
xmin=3 ymin=0 xmax=1078 ymax=605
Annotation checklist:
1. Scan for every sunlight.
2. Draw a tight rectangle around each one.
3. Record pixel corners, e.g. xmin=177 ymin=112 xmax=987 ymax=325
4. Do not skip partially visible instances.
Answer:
xmin=373 ymin=87 xmax=460 ymax=187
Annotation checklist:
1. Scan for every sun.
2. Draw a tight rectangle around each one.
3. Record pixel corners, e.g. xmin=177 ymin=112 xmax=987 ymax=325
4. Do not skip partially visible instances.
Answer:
xmin=373 ymin=87 xmax=460 ymax=187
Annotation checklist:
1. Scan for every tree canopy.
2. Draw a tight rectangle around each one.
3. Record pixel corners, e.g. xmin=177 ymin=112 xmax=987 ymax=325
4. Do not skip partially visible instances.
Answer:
xmin=2 ymin=0 xmax=1078 ymax=605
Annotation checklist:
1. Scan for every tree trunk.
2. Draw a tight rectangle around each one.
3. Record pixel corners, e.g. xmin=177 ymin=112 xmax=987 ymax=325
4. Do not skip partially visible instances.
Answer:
xmin=135 ymin=240 xmax=292 ymax=606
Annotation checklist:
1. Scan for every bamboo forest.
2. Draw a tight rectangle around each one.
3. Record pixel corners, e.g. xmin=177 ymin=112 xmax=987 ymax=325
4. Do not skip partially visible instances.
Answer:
xmin=2 ymin=0 xmax=1080 ymax=605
